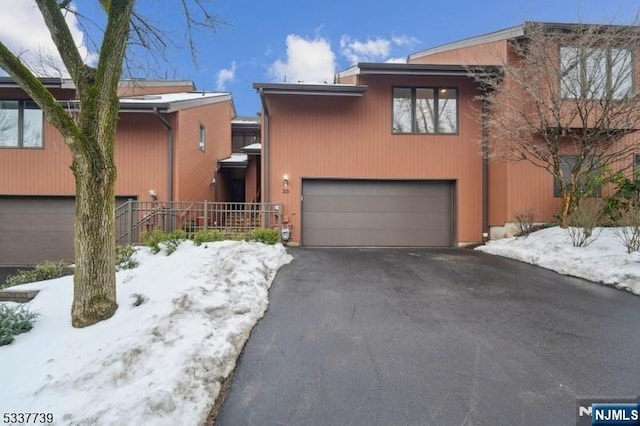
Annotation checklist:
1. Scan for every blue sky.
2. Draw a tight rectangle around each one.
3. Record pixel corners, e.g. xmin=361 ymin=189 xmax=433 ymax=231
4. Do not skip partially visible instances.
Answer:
xmin=0 ymin=0 xmax=639 ymax=115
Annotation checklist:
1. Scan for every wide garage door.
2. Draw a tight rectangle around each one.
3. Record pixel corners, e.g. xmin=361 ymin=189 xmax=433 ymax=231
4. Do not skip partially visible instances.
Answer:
xmin=0 ymin=196 xmax=75 ymax=266
xmin=0 ymin=196 xmax=132 ymax=266
xmin=302 ymin=180 xmax=454 ymax=247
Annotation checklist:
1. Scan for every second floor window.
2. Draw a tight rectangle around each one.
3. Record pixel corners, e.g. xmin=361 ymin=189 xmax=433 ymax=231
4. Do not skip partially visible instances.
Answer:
xmin=392 ymin=87 xmax=458 ymax=135
xmin=560 ymin=46 xmax=633 ymax=100
xmin=0 ymin=100 xmax=43 ymax=148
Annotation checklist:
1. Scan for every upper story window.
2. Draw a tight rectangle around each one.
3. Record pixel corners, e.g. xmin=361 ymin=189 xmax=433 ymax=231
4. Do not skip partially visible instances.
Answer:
xmin=198 ymin=124 xmax=205 ymax=152
xmin=232 ymin=130 xmax=258 ymax=153
xmin=0 ymin=100 xmax=43 ymax=148
xmin=560 ymin=46 xmax=633 ymax=100
xmin=392 ymin=87 xmax=458 ymax=135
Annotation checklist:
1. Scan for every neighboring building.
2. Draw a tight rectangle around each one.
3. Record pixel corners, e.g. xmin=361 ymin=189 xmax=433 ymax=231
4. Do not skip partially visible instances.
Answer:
xmin=0 ymin=78 xmax=236 ymax=265
xmin=254 ymin=22 xmax=639 ymax=246
xmin=409 ymin=22 xmax=640 ymax=238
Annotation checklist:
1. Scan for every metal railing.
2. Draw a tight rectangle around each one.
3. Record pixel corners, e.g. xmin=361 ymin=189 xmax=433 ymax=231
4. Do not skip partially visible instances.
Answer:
xmin=115 ymin=200 xmax=282 ymax=245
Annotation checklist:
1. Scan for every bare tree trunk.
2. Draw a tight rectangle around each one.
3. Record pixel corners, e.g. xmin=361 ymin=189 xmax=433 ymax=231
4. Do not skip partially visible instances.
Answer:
xmin=71 ymin=150 xmax=117 ymax=328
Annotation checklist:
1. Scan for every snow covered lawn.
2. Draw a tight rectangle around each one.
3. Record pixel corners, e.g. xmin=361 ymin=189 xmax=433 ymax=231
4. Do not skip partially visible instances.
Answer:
xmin=0 ymin=240 xmax=292 ymax=425
xmin=476 ymin=226 xmax=640 ymax=295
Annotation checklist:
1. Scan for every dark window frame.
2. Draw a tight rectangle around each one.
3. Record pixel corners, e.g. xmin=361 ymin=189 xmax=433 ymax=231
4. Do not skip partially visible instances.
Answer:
xmin=0 ymin=99 xmax=44 ymax=149
xmin=198 ymin=123 xmax=206 ymax=152
xmin=231 ymin=130 xmax=259 ymax=153
xmin=559 ymin=45 xmax=634 ymax=100
xmin=391 ymin=87 xmax=459 ymax=135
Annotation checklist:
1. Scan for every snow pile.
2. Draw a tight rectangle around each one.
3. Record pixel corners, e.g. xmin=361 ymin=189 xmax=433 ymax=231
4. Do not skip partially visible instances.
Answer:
xmin=477 ymin=227 xmax=640 ymax=295
xmin=0 ymin=240 xmax=292 ymax=425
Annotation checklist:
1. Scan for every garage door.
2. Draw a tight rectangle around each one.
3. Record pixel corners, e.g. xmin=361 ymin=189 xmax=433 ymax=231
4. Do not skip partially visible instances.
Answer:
xmin=302 ymin=180 xmax=454 ymax=247
xmin=0 ymin=196 xmax=75 ymax=266
xmin=0 ymin=196 xmax=132 ymax=266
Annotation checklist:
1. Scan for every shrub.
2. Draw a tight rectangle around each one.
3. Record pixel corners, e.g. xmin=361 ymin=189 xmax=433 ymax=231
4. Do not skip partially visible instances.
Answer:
xmin=4 ymin=260 xmax=68 ymax=287
xmin=142 ymin=229 xmax=186 ymax=255
xmin=142 ymin=229 xmax=165 ymax=254
xmin=164 ymin=230 xmax=187 ymax=255
xmin=193 ymin=229 xmax=224 ymax=246
xmin=616 ymin=208 xmax=640 ymax=254
xmin=130 ymin=293 xmax=148 ymax=307
xmin=513 ymin=208 xmax=536 ymax=237
xmin=0 ymin=304 xmax=40 ymax=346
xmin=567 ymin=198 xmax=602 ymax=247
xmin=116 ymin=245 xmax=138 ymax=270
xmin=602 ymin=172 xmax=640 ymax=224
xmin=249 ymin=228 xmax=279 ymax=245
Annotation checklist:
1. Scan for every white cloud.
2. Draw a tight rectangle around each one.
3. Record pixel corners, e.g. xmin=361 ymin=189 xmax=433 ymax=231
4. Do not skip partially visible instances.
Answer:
xmin=269 ymin=34 xmax=336 ymax=83
xmin=385 ymin=57 xmax=407 ymax=64
xmin=391 ymin=34 xmax=420 ymax=47
xmin=216 ymin=61 xmax=236 ymax=91
xmin=339 ymin=36 xmax=391 ymax=64
xmin=0 ymin=0 xmax=96 ymax=77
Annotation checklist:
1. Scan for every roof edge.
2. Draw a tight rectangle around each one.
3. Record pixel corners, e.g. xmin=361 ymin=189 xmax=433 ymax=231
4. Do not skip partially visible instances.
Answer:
xmin=408 ymin=24 xmax=525 ymax=62
xmin=253 ymin=83 xmax=367 ymax=96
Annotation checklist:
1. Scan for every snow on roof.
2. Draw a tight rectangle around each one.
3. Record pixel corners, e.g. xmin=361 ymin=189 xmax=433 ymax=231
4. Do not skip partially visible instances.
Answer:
xmin=242 ymin=143 xmax=261 ymax=151
xmin=220 ymin=153 xmax=249 ymax=167
xmin=231 ymin=116 xmax=259 ymax=125
xmin=119 ymin=92 xmax=228 ymax=104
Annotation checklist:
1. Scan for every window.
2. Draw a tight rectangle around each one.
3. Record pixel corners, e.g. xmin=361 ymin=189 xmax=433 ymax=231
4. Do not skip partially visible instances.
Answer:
xmin=232 ymin=130 xmax=258 ymax=153
xmin=392 ymin=87 xmax=457 ymax=134
xmin=553 ymin=155 xmax=601 ymax=197
xmin=560 ymin=46 xmax=633 ymax=100
xmin=0 ymin=100 xmax=43 ymax=148
xmin=634 ymin=154 xmax=640 ymax=181
xmin=198 ymin=124 xmax=205 ymax=152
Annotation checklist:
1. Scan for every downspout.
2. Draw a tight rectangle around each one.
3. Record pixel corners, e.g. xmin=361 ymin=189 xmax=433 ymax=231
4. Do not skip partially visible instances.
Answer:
xmin=258 ymin=88 xmax=270 ymax=205
xmin=481 ymin=98 xmax=489 ymax=241
xmin=153 ymin=108 xmax=174 ymax=202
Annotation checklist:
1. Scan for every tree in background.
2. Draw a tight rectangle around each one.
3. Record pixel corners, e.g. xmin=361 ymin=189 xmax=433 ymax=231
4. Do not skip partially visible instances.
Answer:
xmin=474 ymin=22 xmax=640 ymax=226
xmin=0 ymin=0 xmax=219 ymax=327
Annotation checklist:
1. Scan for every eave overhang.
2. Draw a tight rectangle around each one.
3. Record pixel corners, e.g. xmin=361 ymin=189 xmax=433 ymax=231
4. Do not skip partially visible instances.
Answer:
xmin=253 ymin=83 xmax=367 ymax=97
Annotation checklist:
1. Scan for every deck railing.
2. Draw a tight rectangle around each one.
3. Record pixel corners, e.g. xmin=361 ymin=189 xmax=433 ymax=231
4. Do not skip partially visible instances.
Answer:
xmin=115 ymin=200 xmax=282 ymax=245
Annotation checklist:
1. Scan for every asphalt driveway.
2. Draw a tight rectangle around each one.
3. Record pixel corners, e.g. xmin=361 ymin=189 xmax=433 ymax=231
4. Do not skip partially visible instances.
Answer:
xmin=217 ymin=248 xmax=640 ymax=425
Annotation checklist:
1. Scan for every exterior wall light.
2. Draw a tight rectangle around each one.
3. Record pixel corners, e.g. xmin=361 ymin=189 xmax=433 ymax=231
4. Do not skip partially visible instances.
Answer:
xmin=283 ymin=174 xmax=289 ymax=193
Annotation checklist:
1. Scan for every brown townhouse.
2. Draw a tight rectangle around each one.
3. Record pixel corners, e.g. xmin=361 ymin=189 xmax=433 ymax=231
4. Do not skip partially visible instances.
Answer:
xmin=254 ymin=21 xmax=640 ymax=247
xmin=0 ymin=79 xmax=260 ymax=265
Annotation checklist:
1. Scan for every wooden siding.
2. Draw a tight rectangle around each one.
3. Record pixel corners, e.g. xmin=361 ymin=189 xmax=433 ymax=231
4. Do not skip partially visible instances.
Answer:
xmin=409 ymin=40 xmax=508 ymax=65
xmin=173 ymin=100 xmax=233 ymax=202
xmin=118 ymin=84 xmax=195 ymax=97
xmin=264 ymin=75 xmax=485 ymax=244
xmin=0 ymin=110 xmax=169 ymax=201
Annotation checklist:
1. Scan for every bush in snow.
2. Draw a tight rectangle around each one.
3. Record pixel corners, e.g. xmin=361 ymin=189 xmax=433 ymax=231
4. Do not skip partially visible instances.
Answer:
xmin=3 ymin=260 xmax=68 ymax=288
xmin=193 ymin=229 xmax=224 ymax=246
xmin=116 ymin=245 xmax=138 ymax=270
xmin=249 ymin=228 xmax=279 ymax=245
xmin=142 ymin=229 xmax=187 ymax=255
xmin=567 ymin=198 xmax=602 ymax=247
xmin=0 ymin=304 xmax=39 ymax=346
xmin=616 ymin=208 xmax=640 ymax=254
xmin=129 ymin=293 xmax=148 ymax=307
xmin=602 ymin=172 xmax=640 ymax=224
xmin=513 ymin=208 xmax=537 ymax=237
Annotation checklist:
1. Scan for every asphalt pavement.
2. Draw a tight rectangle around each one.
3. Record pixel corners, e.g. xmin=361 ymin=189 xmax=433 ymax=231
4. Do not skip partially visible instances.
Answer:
xmin=217 ymin=248 xmax=640 ymax=425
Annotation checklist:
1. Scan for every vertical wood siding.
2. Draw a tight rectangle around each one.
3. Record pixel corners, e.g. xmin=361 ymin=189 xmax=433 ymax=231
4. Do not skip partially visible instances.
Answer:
xmin=0 ymin=108 xmax=169 ymax=201
xmin=409 ymin=40 xmax=508 ymax=66
xmin=174 ymin=100 xmax=233 ymax=202
xmin=265 ymin=75 xmax=485 ymax=244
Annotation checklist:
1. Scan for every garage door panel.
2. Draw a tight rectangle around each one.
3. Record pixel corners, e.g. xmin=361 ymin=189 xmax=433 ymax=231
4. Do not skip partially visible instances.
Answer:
xmin=303 ymin=227 xmax=451 ymax=247
xmin=304 ymin=212 xmax=450 ymax=230
xmin=302 ymin=180 xmax=454 ymax=247
xmin=303 ymin=195 xmax=450 ymax=214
